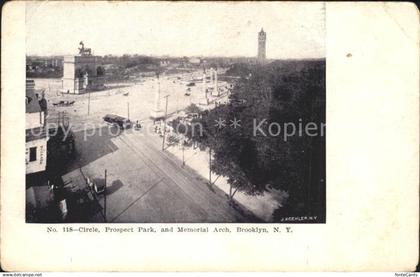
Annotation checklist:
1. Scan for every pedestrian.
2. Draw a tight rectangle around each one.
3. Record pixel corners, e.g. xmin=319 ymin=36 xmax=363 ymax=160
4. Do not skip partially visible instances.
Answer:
xmin=87 ymin=177 xmax=93 ymax=189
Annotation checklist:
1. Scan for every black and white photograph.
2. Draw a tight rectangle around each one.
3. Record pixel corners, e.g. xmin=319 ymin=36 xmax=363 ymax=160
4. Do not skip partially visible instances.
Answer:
xmin=25 ymin=2 xmax=325 ymax=223
xmin=2 ymin=0 xmax=419 ymax=272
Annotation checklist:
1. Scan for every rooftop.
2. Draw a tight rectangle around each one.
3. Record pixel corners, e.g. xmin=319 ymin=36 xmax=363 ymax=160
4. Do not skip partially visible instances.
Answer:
xmin=26 ymin=88 xmax=41 ymax=114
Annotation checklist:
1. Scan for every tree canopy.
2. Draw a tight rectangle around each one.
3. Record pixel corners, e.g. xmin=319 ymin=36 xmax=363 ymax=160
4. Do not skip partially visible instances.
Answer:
xmin=195 ymin=60 xmax=326 ymax=220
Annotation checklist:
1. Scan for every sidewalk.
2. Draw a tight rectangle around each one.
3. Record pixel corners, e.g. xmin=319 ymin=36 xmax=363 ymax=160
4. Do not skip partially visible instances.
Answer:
xmin=164 ymin=138 xmax=288 ymax=222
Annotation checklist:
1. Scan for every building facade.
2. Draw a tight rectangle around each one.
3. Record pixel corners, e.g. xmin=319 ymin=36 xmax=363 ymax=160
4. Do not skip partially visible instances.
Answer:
xmin=62 ymin=55 xmax=105 ymax=94
xmin=257 ymin=28 xmax=266 ymax=62
xmin=26 ymin=81 xmax=49 ymax=174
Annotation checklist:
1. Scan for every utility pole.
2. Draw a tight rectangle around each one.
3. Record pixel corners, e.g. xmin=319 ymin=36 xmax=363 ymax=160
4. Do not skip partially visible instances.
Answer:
xmin=209 ymin=147 xmax=212 ymax=185
xmin=161 ymin=95 xmax=169 ymax=151
xmin=104 ymin=169 xmax=107 ymax=223
xmin=182 ymin=137 xmax=185 ymax=167
xmin=127 ymin=102 xmax=130 ymax=120
xmin=88 ymin=90 xmax=91 ymax=115
xmin=174 ymin=81 xmax=179 ymax=114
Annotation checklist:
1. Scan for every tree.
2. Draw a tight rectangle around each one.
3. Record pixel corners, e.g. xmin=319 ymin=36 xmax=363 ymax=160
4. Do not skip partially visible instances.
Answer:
xmin=194 ymin=60 xmax=326 ymax=218
xmin=185 ymin=103 xmax=201 ymax=114
xmin=96 ymin=66 xmax=105 ymax=76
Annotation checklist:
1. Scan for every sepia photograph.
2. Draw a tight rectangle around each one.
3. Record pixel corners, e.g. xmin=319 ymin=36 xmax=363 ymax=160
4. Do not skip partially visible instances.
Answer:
xmin=24 ymin=2 xmax=326 ymax=223
xmin=1 ymin=0 xmax=418 ymax=272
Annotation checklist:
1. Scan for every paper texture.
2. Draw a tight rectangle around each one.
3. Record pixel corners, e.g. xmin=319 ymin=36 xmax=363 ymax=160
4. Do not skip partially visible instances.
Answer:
xmin=1 ymin=1 xmax=418 ymax=271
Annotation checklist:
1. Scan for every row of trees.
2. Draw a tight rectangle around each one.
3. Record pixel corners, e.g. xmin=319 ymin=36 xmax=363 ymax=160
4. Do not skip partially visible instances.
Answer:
xmin=181 ymin=60 xmax=325 ymax=221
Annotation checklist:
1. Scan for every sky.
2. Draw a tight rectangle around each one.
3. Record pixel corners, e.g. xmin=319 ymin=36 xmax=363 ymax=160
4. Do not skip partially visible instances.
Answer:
xmin=25 ymin=1 xmax=325 ymax=59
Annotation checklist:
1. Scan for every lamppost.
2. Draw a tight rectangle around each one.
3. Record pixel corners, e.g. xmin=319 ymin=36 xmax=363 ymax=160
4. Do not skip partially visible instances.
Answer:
xmin=182 ymin=137 xmax=186 ymax=167
xmin=161 ymin=95 xmax=170 ymax=151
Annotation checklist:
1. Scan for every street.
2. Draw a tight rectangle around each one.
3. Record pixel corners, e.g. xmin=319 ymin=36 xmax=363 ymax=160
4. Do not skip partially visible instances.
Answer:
xmin=35 ymin=72 xmax=280 ymax=222
xmin=64 ymin=123 xmax=258 ymax=223
xmin=36 ymin=71 xmax=229 ymax=131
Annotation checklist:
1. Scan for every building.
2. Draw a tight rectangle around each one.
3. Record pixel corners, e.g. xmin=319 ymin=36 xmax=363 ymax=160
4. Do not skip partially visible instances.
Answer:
xmin=188 ymin=57 xmax=201 ymax=65
xmin=26 ymin=79 xmax=35 ymax=92
xmin=62 ymin=42 xmax=104 ymax=94
xmin=160 ymin=59 xmax=170 ymax=67
xmin=257 ymin=28 xmax=266 ymax=62
xmin=26 ymin=80 xmax=49 ymax=174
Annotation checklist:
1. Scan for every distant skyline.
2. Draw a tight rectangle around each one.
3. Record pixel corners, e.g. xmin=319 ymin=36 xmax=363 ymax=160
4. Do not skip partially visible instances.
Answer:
xmin=26 ymin=2 xmax=325 ymax=59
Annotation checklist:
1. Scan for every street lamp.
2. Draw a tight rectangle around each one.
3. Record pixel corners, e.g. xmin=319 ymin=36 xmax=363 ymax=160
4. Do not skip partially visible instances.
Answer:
xmin=161 ymin=95 xmax=170 ymax=151
xmin=182 ymin=137 xmax=186 ymax=167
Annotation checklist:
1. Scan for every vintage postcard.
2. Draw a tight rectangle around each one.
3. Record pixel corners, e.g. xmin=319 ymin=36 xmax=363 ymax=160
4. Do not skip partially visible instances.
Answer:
xmin=1 ymin=1 xmax=418 ymax=272
xmin=23 ymin=1 xmax=326 ymax=224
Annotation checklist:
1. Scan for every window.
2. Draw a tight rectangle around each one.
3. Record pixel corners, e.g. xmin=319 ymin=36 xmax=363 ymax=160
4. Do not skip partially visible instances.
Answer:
xmin=29 ymin=147 xmax=37 ymax=162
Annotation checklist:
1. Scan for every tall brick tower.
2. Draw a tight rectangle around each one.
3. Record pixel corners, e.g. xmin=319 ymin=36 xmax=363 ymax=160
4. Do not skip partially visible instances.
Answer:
xmin=257 ymin=28 xmax=266 ymax=62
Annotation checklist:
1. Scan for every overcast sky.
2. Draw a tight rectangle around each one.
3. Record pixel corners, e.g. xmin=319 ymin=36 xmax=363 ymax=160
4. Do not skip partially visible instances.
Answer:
xmin=26 ymin=2 xmax=325 ymax=59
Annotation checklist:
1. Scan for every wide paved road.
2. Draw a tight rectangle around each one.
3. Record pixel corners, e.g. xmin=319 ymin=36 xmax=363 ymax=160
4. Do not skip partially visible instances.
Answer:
xmin=72 ymin=124 xmax=257 ymax=223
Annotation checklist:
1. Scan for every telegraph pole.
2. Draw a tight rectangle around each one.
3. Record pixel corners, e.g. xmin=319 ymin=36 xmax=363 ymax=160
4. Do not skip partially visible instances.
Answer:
xmin=88 ymin=90 xmax=91 ymax=115
xmin=161 ymin=95 xmax=169 ymax=151
xmin=209 ymin=147 xmax=212 ymax=185
xmin=182 ymin=137 xmax=185 ymax=167
xmin=174 ymin=82 xmax=179 ymax=114
xmin=104 ymin=169 xmax=107 ymax=223
xmin=127 ymin=102 xmax=130 ymax=120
